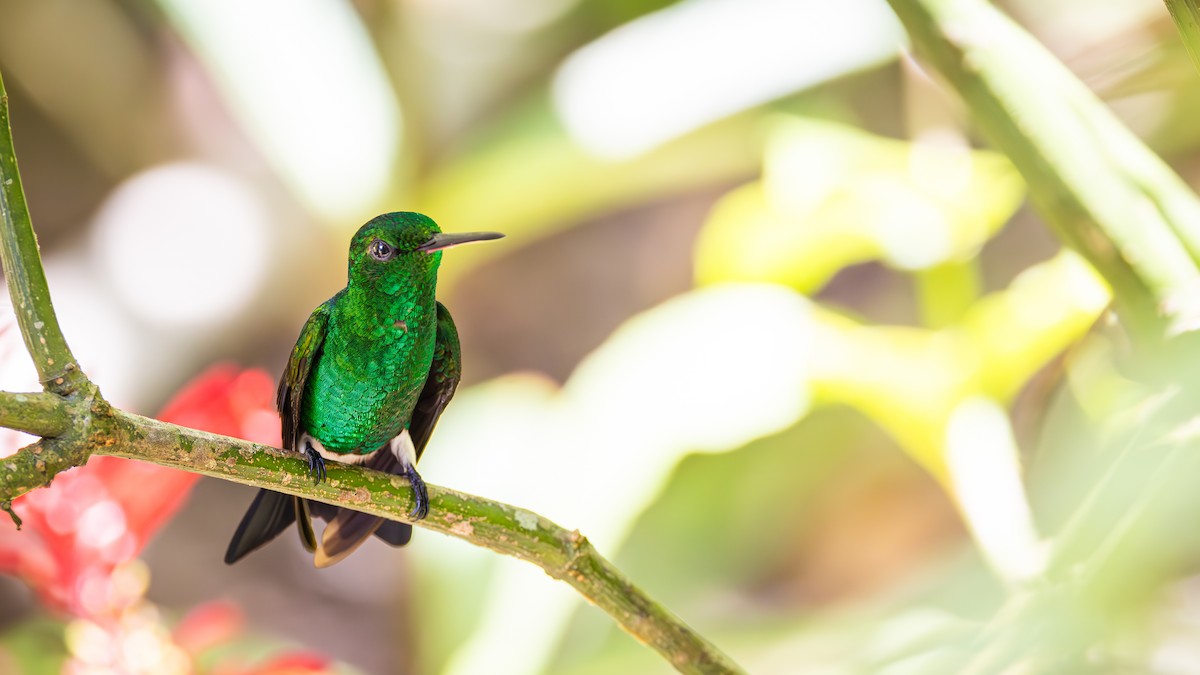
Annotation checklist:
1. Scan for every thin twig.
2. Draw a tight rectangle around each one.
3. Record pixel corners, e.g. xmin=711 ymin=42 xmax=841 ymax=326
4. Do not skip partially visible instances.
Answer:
xmin=0 ymin=72 xmax=84 ymax=395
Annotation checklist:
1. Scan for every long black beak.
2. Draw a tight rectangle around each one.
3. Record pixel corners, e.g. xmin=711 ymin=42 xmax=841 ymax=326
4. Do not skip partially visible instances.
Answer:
xmin=416 ymin=231 xmax=504 ymax=253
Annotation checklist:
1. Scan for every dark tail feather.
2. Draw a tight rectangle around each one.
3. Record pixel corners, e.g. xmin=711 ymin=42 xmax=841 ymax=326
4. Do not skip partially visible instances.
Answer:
xmin=225 ymin=489 xmax=301 ymax=564
xmin=294 ymin=497 xmax=318 ymax=553
xmin=309 ymin=498 xmax=413 ymax=555
xmin=314 ymin=510 xmax=385 ymax=567
xmin=227 ymin=447 xmax=417 ymax=566
xmin=309 ymin=446 xmax=415 ymax=566
xmin=376 ymin=521 xmax=413 ymax=546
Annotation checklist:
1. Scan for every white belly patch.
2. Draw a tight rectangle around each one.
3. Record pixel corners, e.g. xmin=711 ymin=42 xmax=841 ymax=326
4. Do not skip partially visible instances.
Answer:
xmin=300 ymin=429 xmax=416 ymax=467
xmin=389 ymin=429 xmax=417 ymax=468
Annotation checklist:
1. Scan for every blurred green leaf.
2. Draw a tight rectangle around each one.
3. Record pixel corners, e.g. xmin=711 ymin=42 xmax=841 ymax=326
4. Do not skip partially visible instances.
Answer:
xmin=571 ymin=0 xmax=683 ymax=34
xmin=616 ymin=408 xmax=887 ymax=601
xmin=1165 ymin=0 xmax=1200 ymax=77
xmin=962 ymin=251 xmax=1110 ymax=401
xmin=808 ymin=251 xmax=1107 ymax=472
xmin=887 ymin=0 xmax=1200 ymax=332
xmin=800 ymin=252 xmax=1106 ymax=583
xmin=0 ymin=617 xmax=67 ymax=674
xmin=695 ymin=118 xmax=1025 ymax=293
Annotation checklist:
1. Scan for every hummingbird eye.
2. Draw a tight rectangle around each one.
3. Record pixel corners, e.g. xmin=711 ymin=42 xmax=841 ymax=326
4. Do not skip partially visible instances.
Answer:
xmin=369 ymin=239 xmax=395 ymax=261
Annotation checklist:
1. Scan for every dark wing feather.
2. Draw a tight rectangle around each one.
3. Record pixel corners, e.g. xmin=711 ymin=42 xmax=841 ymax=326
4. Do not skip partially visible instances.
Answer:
xmin=277 ymin=298 xmax=334 ymax=451
xmin=225 ymin=301 xmax=331 ymax=564
xmin=277 ymin=300 xmax=333 ymax=552
xmin=224 ymin=490 xmax=297 ymax=564
xmin=409 ymin=301 xmax=462 ymax=459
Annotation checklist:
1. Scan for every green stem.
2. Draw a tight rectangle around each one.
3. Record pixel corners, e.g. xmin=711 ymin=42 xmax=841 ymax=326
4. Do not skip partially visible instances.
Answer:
xmin=0 ymin=72 xmax=84 ymax=395
xmin=1165 ymin=0 xmax=1200 ymax=77
xmin=887 ymin=0 xmax=1200 ymax=334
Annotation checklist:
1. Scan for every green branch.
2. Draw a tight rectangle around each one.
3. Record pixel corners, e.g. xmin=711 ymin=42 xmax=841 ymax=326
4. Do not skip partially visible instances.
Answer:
xmin=0 ymin=68 xmax=744 ymax=675
xmin=104 ymin=410 xmax=743 ymax=673
xmin=887 ymin=0 xmax=1200 ymax=334
xmin=0 ymin=398 xmax=744 ymax=674
xmin=0 ymin=72 xmax=84 ymax=395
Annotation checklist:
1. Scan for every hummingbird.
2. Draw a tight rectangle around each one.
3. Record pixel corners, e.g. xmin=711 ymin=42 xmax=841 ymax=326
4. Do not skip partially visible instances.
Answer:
xmin=224 ymin=212 xmax=502 ymax=567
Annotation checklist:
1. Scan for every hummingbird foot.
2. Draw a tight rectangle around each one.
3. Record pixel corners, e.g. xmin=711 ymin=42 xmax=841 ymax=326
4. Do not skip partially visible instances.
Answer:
xmin=403 ymin=463 xmax=429 ymax=520
xmin=305 ymin=441 xmax=327 ymax=485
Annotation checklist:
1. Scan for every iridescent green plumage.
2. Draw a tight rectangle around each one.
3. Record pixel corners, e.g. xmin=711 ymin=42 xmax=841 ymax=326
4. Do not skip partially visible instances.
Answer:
xmin=225 ymin=212 xmax=501 ymax=567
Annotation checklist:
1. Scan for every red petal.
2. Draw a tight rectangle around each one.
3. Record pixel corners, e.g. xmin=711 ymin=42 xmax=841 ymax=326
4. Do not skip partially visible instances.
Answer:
xmin=173 ymin=600 xmax=245 ymax=655
xmin=87 ymin=456 xmax=199 ymax=551
xmin=248 ymin=652 xmax=333 ymax=674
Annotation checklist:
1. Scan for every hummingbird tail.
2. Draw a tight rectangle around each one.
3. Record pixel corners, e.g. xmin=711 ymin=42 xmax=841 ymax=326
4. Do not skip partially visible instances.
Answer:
xmin=376 ymin=520 xmax=414 ymax=546
xmin=309 ymin=510 xmax=411 ymax=567
xmin=313 ymin=510 xmax=385 ymax=568
xmin=307 ymin=442 xmax=418 ymax=567
xmin=305 ymin=502 xmax=413 ymax=567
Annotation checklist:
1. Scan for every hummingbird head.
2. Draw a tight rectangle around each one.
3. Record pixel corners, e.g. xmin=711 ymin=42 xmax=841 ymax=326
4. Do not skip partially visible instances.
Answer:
xmin=347 ymin=212 xmax=503 ymax=293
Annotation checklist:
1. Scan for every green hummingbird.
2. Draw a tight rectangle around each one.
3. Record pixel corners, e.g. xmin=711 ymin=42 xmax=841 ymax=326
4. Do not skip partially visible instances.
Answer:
xmin=225 ymin=212 xmax=502 ymax=567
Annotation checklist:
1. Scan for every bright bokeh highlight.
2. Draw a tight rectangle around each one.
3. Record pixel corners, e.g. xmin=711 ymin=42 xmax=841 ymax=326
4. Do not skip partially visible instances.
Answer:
xmin=158 ymin=0 xmax=402 ymax=221
xmin=553 ymin=0 xmax=903 ymax=158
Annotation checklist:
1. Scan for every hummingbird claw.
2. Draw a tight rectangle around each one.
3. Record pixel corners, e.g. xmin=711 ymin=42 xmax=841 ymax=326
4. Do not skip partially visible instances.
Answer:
xmin=404 ymin=464 xmax=429 ymax=520
xmin=305 ymin=441 xmax=327 ymax=485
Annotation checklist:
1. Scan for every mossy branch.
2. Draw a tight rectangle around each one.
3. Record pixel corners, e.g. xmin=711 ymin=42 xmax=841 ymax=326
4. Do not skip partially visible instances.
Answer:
xmin=0 ymin=399 xmax=742 ymax=674
xmin=0 ymin=407 xmax=749 ymax=675
xmin=0 ymin=70 xmax=744 ymax=675
xmin=887 ymin=0 xmax=1200 ymax=335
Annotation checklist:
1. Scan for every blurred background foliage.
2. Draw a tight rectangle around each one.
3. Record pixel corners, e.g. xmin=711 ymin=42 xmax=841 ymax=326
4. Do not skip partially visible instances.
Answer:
xmin=1 ymin=0 xmax=1200 ymax=673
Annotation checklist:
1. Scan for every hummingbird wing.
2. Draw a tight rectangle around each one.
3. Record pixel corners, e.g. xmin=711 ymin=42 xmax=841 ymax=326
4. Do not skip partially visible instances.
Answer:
xmin=224 ymin=300 xmax=332 ymax=564
xmin=316 ymin=302 xmax=463 ymax=563
xmin=409 ymin=301 xmax=463 ymax=460
xmin=278 ymin=298 xmax=335 ymax=452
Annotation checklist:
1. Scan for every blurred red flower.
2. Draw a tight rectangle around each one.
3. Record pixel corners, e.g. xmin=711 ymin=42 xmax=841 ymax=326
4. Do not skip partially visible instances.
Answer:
xmin=173 ymin=601 xmax=335 ymax=675
xmin=229 ymin=653 xmax=335 ymax=675
xmin=0 ymin=363 xmax=280 ymax=620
